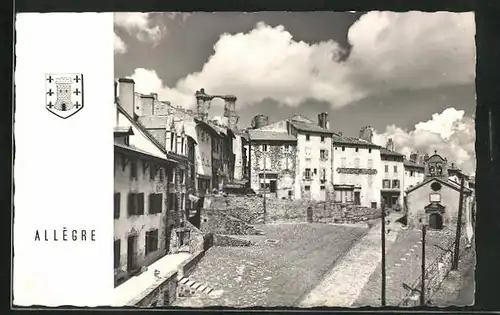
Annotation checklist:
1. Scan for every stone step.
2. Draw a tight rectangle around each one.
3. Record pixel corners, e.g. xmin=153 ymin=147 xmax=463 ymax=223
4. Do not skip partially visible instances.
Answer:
xmin=192 ymin=282 xmax=202 ymax=290
xmin=202 ymin=287 xmax=213 ymax=294
xmin=178 ymin=277 xmax=189 ymax=285
xmin=186 ymin=280 xmax=195 ymax=287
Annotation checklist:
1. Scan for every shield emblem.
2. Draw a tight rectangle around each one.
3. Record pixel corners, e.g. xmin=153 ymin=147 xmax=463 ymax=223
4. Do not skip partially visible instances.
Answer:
xmin=45 ymin=73 xmax=84 ymax=119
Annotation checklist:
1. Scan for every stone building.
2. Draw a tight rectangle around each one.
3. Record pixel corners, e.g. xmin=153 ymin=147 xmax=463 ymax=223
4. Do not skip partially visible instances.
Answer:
xmin=113 ymin=101 xmax=178 ymax=287
xmin=248 ymin=129 xmax=298 ymax=199
xmin=406 ymin=151 xmax=473 ymax=229
xmin=247 ymin=113 xmax=333 ymax=201
xmin=331 ymin=126 xmax=382 ymax=207
xmin=403 ymin=152 xmax=426 ymax=191
xmin=380 ymin=139 xmax=405 ymax=210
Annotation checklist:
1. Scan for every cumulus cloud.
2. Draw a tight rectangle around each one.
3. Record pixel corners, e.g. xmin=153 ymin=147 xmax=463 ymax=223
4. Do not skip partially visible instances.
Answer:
xmin=114 ymin=31 xmax=127 ymax=54
xmin=372 ymin=107 xmax=476 ymax=175
xmin=125 ymin=11 xmax=475 ymax=109
xmin=114 ymin=13 xmax=165 ymax=45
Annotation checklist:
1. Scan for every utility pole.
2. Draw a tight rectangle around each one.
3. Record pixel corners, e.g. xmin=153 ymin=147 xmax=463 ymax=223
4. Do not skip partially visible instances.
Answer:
xmin=381 ymin=199 xmax=386 ymax=306
xmin=420 ymin=224 xmax=426 ymax=306
xmin=263 ymin=150 xmax=267 ymax=224
xmin=452 ymin=173 xmax=465 ymax=270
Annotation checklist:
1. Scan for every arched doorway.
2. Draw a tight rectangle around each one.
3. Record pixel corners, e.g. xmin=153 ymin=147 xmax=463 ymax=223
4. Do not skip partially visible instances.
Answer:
xmin=429 ymin=213 xmax=443 ymax=230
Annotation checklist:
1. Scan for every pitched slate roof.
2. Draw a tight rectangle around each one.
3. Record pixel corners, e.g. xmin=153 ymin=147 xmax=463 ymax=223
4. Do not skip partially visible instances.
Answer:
xmin=331 ymin=134 xmax=379 ymax=148
xmin=404 ymin=159 xmax=425 ymax=169
xmin=290 ymin=120 xmax=334 ymax=135
xmin=248 ymin=130 xmax=297 ymax=141
xmin=380 ymin=147 xmax=405 ymax=157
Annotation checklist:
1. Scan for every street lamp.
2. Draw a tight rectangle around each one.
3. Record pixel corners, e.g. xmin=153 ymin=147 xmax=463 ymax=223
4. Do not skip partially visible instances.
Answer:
xmin=381 ymin=199 xmax=386 ymax=306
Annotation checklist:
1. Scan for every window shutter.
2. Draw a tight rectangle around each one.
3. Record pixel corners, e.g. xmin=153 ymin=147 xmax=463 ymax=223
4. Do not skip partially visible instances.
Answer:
xmin=127 ymin=193 xmax=134 ymax=216
xmin=114 ymin=193 xmax=120 ymax=219
xmin=137 ymin=193 xmax=145 ymax=215
xmin=325 ymin=150 xmax=329 ymax=159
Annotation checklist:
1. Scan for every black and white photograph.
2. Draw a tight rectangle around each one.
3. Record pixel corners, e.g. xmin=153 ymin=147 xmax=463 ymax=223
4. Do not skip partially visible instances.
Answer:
xmin=112 ymin=11 xmax=476 ymax=308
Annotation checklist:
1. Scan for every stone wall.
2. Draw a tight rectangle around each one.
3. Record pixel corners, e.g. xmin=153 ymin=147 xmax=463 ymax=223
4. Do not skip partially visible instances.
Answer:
xmin=202 ymin=195 xmax=380 ymax=227
xmin=200 ymin=208 xmax=263 ymax=235
xmin=169 ymin=220 xmax=205 ymax=254
xmin=213 ymin=234 xmax=253 ymax=247
xmin=130 ymin=270 xmax=178 ymax=307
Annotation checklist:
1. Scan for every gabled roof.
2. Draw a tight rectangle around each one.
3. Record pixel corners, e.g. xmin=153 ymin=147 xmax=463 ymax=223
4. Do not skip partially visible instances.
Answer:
xmin=331 ymin=134 xmax=379 ymax=148
xmin=404 ymin=159 xmax=425 ymax=169
xmin=290 ymin=120 xmax=334 ymax=135
xmin=248 ymin=130 xmax=297 ymax=141
xmin=114 ymin=143 xmax=177 ymax=165
xmin=406 ymin=176 xmax=472 ymax=194
xmin=117 ymin=104 xmax=169 ymax=155
xmin=380 ymin=147 xmax=405 ymax=157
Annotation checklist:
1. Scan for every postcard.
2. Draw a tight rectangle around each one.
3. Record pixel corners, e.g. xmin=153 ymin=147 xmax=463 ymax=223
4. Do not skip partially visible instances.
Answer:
xmin=14 ymin=11 xmax=476 ymax=308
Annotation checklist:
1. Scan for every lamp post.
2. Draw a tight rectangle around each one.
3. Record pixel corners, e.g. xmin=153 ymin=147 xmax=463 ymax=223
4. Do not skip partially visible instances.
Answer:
xmin=263 ymin=150 xmax=267 ymax=224
xmin=381 ymin=199 xmax=386 ymax=306
xmin=420 ymin=224 xmax=426 ymax=306
xmin=452 ymin=173 xmax=465 ymax=270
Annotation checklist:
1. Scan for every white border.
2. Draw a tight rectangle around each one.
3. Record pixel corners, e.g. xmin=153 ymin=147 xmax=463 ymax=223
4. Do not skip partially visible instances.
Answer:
xmin=14 ymin=13 xmax=114 ymax=307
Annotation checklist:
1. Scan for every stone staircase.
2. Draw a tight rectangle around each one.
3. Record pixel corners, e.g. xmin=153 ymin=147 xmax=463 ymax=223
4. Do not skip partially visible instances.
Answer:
xmin=177 ymin=276 xmax=214 ymax=297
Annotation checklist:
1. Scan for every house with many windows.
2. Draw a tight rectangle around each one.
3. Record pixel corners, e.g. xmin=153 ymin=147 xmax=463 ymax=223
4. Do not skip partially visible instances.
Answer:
xmin=380 ymin=139 xmax=405 ymax=210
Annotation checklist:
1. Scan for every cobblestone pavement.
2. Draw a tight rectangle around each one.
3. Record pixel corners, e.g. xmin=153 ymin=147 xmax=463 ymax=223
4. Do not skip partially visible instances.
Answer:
xmin=353 ymin=227 xmax=457 ymax=307
xmin=173 ymin=223 xmax=368 ymax=308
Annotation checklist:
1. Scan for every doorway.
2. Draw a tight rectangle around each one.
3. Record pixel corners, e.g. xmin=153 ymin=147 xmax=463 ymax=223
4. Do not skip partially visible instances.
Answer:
xmin=354 ymin=192 xmax=361 ymax=205
xmin=270 ymin=180 xmax=277 ymax=194
xmin=429 ymin=213 xmax=443 ymax=230
xmin=127 ymin=235 xmax=137 ymax=272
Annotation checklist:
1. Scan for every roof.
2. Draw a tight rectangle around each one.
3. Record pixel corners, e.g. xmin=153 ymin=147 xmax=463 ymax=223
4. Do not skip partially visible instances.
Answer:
xmin=406 ymin=176 xmax=472 ymax=194
xmin=331 ymin=134 xmax=379 ymax=148
xmin=290 ymin=120 xmax=334 ymax=135
xmin=404 ymin=159 xmax=425 ymax=169
xmin=114 ymin=126 xmax=134 ymax=136
xmin=248 ymin=130 xmax=297 ymax=142
xmin=114 ymin=143 xmax=178 ymax=165
xmin=380 ymin=147 xmax=405 ymax=157
xmin=194 ymin=117 xmax=223 ymax=138
xmin=116 ymin=104 xmax=171 ymax=154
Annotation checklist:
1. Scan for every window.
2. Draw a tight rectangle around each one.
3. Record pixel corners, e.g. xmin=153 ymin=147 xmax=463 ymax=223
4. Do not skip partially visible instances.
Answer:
xmin=320 ymin=168 xmax=326 ymax=181
xmin=169 ymin=169 xmax=175 ymax=183
xmin=368 ymin=159 xmax=373 ymax=169
xmin=320 ymin=136 xmax=325 ymax=143
xmin=314 ymin=168 xmax=317 ymax=175
xmin=305 ymin=168 xmax=311 ymax=179
xmin=145 ymin=229 xmax=159 ymax=255
xmin=180 ymin=193 xmax=185 ymax=211
xmin=410 ymin=170 xmax=415 ymax=176
xmin=306 ymin=135 xmax=310 ymax=141
xmin=305 ymin=147 xmax=312 ymax=159
xmin=394 ymin=165 xmax=398 ymax=173
xmin=114 ymin=193 xmax=120 ymax=219
xmin=283 ymin=144 xmax=289 ymax=152
xmin=341 ymin=157 xmax=346 ymax=168
xmin=124 ymin=136 xmax=130 ymax=146
xmin=149 ymin=193 xmax=163 ymax=214
xmin=431 ymin=182 xmax=442 ymax=191
xmin=159 ymin=168 xmax=164 ymax=181
xmin=168 ymin=193 xmax=176 ymax=211
xmin=320 ymin=149 xmax=328 ymax=160
xmin=369 ymin=148 xmax=372 ymax=153
xmin=368 ymin=175 xmax=373 ymax=187
xmin=320 ymin=185 xmax=325 ymax=190
xmin=127 ymin=193 xmax=145 ymax=216
xmin=371 ymin=202 xmax=377 ymax=209
xmin=114 ymin=240 xmax=120 ymax=269
xmin=305 ymin=185 xmax=311 ymax=191
xmin=392 ymin=180 xmax=400 ymax=189
xmin=179 ymin=169 xmax=185 ymax=184
xmin=383 ymin=180 xmax=391 ymax=189
xmin=342 ymin=146 xmax=345 ymax=151
xmin=150 ymin=165 xmax=156 ymax=180
xmin=355 ymin=147 xmax=359 ymax=152
xmin=355 ymin=158 xmax=360 ymax=168
xmin=130 ymin=159 xmax=138 ymax=179
xmin=262 ymin=144 xmax=268 ymax=152
xmin=385 ymin=165 xmax=389 ymax=173
xmin=334 ymin=190 xmax=342 ymax=202
xmin=284 ymin=156 xmax=290 ymax=170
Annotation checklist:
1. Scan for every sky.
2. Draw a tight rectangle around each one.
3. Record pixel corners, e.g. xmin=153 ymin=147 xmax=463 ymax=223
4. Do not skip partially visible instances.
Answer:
xmin=114 ymin=11 xmax=477 ymax=175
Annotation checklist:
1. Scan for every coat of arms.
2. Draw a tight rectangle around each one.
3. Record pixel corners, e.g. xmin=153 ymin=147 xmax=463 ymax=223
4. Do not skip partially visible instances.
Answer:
xmin=45 ymin=73 xmax=84 ymax=119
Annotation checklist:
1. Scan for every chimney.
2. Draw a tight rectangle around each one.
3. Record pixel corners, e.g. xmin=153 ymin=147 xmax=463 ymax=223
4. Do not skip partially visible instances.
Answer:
xmin=359 ymin=125 xmax=373 ymax=143
xmin=195 ymin=89 xmax=208 ymax=121
xmin=317 ymin=112 xmax=328 ymax=129
xmin=386 ymin=138 xmax=395 ymax=151
xmin=409 ymin=152 xmax=418 ymax=162
xmin=117 ymin=78 xmax=135 ymax=118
